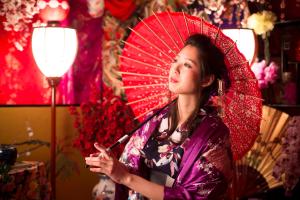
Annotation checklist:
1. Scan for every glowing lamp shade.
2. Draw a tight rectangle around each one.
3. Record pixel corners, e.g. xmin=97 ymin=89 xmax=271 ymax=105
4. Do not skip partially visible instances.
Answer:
xmin=222 ymin=28 xmax=257 ymax=65
xmin=32 ymin=27 xmax=78 ymax=77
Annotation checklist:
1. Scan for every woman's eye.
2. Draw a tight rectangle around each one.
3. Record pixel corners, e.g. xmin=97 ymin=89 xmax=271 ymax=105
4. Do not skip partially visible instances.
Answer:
xmin=184 ymin=63 xmax=192 ymax=68
xmin=172 ymin=58 xmax=177 ymax=63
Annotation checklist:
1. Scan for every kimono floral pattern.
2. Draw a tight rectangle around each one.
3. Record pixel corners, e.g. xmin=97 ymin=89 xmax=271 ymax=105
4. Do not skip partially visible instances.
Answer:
xmin=119 ymin=133 xmax=147 ymax=170
xmin=140 ymin=116 xmax=189 ymax=178
xmin=117 ymin=106 xmax=233 ymax=200
xmin=193 ymin=135 xmax=233 ymax=198
xmin=119 ymin=117 xmax=153 ymax=171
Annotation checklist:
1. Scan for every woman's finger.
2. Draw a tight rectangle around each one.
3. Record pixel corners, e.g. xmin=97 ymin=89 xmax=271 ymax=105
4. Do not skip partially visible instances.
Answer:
xmin=85 ymin=156 xmax=101 ymax=161
xmin=90 ymin=167 xmax=105 ymax=173
xmin=99 ymin=152 xmax=111 ymax=160
xmin=90 ymin=165 xmax=111 ymax=175
xmin=85 ymin=159 xmax=110 ymax=167
xmin=85 ymin=160 xmax=100 ymax=167
xmin=93 ymin=143 xmax=114 ymax=160
xmin=94 ymin=143 xmax=106 ymax=153
xmin=85 ymin=155 xmax=109 ymax=162
xmin=89 ymin=152 xmax=100 ymax=157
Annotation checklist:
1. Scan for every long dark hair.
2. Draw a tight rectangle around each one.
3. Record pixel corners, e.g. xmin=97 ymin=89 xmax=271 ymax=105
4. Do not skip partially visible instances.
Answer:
xmin=168 ymin=33 xmax=231 ymax=134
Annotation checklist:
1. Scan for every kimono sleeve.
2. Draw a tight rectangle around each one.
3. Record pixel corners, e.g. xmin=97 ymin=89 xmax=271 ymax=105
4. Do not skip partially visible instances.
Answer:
xmin=164 ymin=123 xmax=233 ymax=200
xmin=119 ymin=110 xmax=159 ymax=171
xmin=116 ymin=111 xmax=157 ymax=200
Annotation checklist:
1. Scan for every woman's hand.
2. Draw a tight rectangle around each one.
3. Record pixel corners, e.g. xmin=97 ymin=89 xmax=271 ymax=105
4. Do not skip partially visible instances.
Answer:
xmin=86 ymin=143 xmax=164 ymax=199
xmin=85 ymin=143 xmax=131 ymax=185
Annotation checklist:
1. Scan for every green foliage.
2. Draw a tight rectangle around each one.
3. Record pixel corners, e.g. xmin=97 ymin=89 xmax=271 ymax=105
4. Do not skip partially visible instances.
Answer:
xmin=0 ymin=163 xmax=12 ymax=184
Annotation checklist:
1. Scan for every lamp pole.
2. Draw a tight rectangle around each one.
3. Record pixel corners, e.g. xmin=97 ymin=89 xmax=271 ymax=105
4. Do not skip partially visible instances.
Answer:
xmin=47 ymin=77 xmax=61 ymax=200
xmin=32 ymin=26 xmax=77 ymax=199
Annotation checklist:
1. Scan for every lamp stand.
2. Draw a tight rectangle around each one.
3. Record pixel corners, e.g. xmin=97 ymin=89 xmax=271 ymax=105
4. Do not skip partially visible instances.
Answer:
xmin=47 ymin=77 xmax=61 ymax=200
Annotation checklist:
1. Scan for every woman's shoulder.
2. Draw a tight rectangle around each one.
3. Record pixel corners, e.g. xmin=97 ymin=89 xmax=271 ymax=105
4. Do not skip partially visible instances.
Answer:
xmin=205 ymin=114 xmax=230 ymax=142
xmin=197 ymin=109 xmax=233 ymax=179
xmin=190 ymin=107 xmax=231 ymax=156
xmin=198 ymin=107 xmax=229 ymax=133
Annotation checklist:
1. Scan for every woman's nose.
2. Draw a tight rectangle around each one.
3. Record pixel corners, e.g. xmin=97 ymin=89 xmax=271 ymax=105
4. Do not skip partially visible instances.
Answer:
xmin=172 ymin=63 xmax=180 ymax=74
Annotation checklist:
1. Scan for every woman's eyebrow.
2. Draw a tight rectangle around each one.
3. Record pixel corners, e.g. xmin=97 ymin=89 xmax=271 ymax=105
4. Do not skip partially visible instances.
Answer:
xmin=182 ymin=57 xmax=197 ymax=66
xmin=178 ymin=54 xmax=197 ymax=65
xmin=186 ymin=58 xmax=197 ymax=65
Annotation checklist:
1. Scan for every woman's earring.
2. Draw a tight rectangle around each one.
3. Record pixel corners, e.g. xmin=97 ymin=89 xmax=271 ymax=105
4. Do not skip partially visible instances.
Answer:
xmin=218 ymin=79 xmax=225 ymax=118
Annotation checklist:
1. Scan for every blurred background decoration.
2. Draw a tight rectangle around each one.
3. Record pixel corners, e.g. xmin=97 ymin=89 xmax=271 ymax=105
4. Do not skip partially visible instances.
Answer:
xmin=69 ymin=85 xmax=136 ymax=157
xmin=233 ymin=105 xmax=290 ymax=199
xmin=273 ymin=116 xmax=300 ymax=197
xmin=0 ymin=124 xmax=80 ymax=182
xmin=247 ymin=10 xmax=277 ymax=64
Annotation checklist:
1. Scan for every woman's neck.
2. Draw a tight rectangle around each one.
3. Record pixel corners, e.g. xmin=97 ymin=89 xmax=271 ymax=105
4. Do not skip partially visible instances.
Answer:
xmin=177 ymin=94 xmax=200 ymax=125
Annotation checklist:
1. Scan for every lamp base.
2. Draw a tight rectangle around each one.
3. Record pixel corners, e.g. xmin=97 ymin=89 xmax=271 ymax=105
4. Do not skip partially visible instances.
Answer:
xmin=47 ymin=77 xmax=61 ymax=87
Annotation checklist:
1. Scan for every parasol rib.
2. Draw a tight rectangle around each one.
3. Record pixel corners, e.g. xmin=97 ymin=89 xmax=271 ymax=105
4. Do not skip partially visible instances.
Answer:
xmin=187 ymin=18 xmax=203 ymax=36
xmin=128 ymin=27 xmax=173 ymax=60
xmin=134 ymin=100 xmax=170 ymax=120
xmin=167 ymin=11 xmax=185 ymax=47
xmin=120 ymin=71 xmax=168 ymax=79
xmin=126 ymin=92 xmax=171 ymax=105
xmin=190 ymin=20 xmax=196 ymax=34
xmin=153 ymin=11 xmax=181 ymax=51
xmin=120 ymin=55 xmax=168 ymax=72
xmin=138 ymin=17 xmax=177 ymax=56
xmin=122 ymin=40 xmax=170 ymax=66
xmin=214 ymin=26 xmax=221 ymax=44
xmin=224 ymin=40 xmax=237 ymax=56
xmin=122 ymin=83 xmax=168 ymax=89
xmin=182 ymin=11 xmax=190 ymax=37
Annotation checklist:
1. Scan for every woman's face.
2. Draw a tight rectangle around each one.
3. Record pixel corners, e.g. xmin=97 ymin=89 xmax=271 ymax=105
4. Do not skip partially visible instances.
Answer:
xmin=168 ymin=45 xmax=202 ymax=95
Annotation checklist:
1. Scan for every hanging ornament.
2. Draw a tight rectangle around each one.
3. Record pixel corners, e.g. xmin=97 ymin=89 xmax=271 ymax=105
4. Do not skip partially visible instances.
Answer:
xmin=37 ymin=0 xmax=70 ymax=22
xmin=87 ymin=0 xmax=105 ymax=18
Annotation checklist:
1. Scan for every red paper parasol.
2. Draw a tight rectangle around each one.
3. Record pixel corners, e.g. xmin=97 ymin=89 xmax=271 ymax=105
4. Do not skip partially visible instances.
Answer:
xmin=120 ymin=12 xmax=262 ymax=160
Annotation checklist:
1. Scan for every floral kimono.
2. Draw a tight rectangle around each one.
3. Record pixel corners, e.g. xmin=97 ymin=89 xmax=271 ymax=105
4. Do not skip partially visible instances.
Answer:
xmin=115 ymin=106 xmax=233 ymax=200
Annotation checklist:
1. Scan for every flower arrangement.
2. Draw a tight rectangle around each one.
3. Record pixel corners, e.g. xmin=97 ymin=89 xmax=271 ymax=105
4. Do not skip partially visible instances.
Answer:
xmin=251 ymin=59 xmax=279 ymax=89
xmin=184 ymin=0 xmax=250 ymax=27
xmin=247 ymin=10 xmax=277 ymax=36
xmin=69 ymin=85 xmax=136 ymax=157
xmin=0 ymin=0 xmax=42 ymax=51
xmin=247 ymin=10 xmax=277 ymax=64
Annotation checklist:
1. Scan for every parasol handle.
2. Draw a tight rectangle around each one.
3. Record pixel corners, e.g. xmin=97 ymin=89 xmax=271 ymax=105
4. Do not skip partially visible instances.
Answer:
xmin=106 ymin=98 xmax=176 ymax=152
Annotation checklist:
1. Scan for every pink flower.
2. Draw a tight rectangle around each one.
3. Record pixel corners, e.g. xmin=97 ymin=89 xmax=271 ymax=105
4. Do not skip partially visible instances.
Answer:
xmin=251 ymin=60 xmax=266 ymax=81
xmin=264 ymin=61 xmax=278 ymax=84
xmin=258 ymin=79 xmax=268 ymax=89
xmin=251 ymin=60 xmax=278 ymax=89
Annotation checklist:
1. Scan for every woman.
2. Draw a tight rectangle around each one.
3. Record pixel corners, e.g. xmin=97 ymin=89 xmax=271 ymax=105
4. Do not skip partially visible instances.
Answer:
xmin=85 ymin=34 xmax=233 ymax=199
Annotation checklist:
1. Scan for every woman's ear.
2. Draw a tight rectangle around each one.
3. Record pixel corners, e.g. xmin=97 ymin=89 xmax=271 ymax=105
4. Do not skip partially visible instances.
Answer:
xmin=201 ymin=74 xmax=215 ymax=88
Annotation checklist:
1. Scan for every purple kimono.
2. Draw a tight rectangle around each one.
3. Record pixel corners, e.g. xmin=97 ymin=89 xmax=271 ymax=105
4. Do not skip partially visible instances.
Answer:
xmin=116 ymin=107 xmax=233 ymax=199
